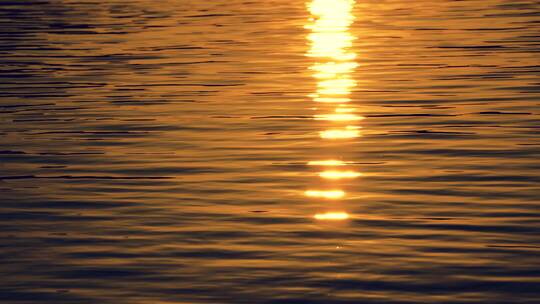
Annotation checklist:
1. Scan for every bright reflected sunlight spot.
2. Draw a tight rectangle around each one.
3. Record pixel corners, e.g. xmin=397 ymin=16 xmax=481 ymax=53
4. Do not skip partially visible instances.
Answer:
xmin=314 ymin=97 xmax=351 ymax=103
xmin=314 ymin=113 xmax=364 ymax=121
xmin=308 ymin=160 xmax=347 ymax=166
xmin=314 ymin=212 xmax=350 ymax=221
xmin=319 ymin=170 xmax=362 ymax=179
xmin=320 ymin=128 xmax=360 ymax=139
xmin=305 ymin=190 xmax=346 ymax=199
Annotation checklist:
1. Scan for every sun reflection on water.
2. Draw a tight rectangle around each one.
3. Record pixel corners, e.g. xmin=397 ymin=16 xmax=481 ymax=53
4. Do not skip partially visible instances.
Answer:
xmin=313 ymin=97 xmax=351 ymax=103
xmin=314 ymin=113 xmax=364 ymax=121
xmin=305 ymin=190 xmax=346 ymax=199
xmin=319 ymin=128 xmax=361 ymax=139
xmin=308 ymin=160 xmax=347 ymax=166
xmin=305 ymin=0 xmax=359 ymax=221
xmin=314 ymin=212 xmax=350 ymax=221
xmin=319 ymin=170 xmax=362 ymax=180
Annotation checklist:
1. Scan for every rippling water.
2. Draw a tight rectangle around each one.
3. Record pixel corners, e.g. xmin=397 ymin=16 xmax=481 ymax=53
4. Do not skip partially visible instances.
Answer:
xmin=1 ymin=0 xmax=540 ymax=303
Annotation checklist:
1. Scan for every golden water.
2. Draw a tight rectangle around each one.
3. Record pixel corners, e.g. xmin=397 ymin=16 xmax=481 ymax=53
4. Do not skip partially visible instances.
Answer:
xmin=1 ymin=0 xmax=539 ymax=303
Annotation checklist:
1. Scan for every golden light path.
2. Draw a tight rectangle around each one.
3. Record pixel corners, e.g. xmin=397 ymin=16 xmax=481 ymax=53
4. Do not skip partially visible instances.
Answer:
xmin=319 ymin=170 xmax=362 ymax=180
xmin=305 ymin=190 xmax=346 ymax=199
xmin=319 ymin=128 xmax=361 ymax=139
xmin=314 ymin=212 xmax=350 ymax=221
xmin=308 ymin=160 xmax=346 ymax=166
xmin=305 ymin=0 xmax=359 ymax=221
xmin=314 ymin=113 xmax=364 ymax=121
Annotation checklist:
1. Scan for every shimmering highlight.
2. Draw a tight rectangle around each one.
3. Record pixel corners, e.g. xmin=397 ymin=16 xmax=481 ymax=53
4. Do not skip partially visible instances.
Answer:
xmin=319 ymin=170 xmax=362 ymax=179
xmin=308 ymin=160 xmax=347 ymax=166
xmin=305 ymin=190 xmax=346 ymax=199
xmin=320 ymin=128 xmax=360 ymax=139
xmin=314 ymin=212 xmax=350 ymax=220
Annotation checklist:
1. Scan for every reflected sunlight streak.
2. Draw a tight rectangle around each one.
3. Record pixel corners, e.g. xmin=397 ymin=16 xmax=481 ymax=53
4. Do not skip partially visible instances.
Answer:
xmin=305 ymin=190 xmax=346 ymax=199
xmin=314 ymin=97 xmax=351 ymax=103
xmin=319 ymin=170 xmax=362 ymax=179
xmin=314 ymin=113 xmax=364 ymax=121
xmin=308 ymin=160 xmax=347 ymax=166
xmin=314 ymin=212 xmax=350 ymax=221
xmin=320 ymin=128 xmax=360 ymax=139
xmin=306 ymin=0 xmax=358 ymax=219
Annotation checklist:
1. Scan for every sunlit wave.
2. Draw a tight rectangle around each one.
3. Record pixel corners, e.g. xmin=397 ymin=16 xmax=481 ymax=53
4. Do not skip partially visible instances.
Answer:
xmin=319 ymin=170 xmax=362 ymax=179
xmin=306 ymin=0 xmax=358 ymax=219
xmin=335 ymin=107 xmax=358 ymax=113
xmin=306 ymin=0 xmax=356 ymax=62
xmin=320 ymin=127 xmax=360 ymax=139
xmin=311 ymin=62 xmax=358 ymax=78
xmin=314 ymin=113 xmax=364 ymax=121
xmin=313 ymin=97 xmax=351 ymax=103
xmin=305 ymin=190 xmax=345 ymax=199
xmin=314 ymin=212 xmax=350 ymax=221
xmin=308 ymin=160 xmax=346 ymax=166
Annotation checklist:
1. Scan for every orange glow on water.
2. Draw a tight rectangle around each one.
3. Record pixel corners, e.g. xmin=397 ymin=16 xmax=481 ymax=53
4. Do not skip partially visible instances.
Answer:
xmin=319 ymin=170 xmax=362 ymax=179
xmin=320 ymin=128 xmax=360 ymax=139
xmin=313 ymin=97 xmax=351 ymax=103
xmin=310 ymin=62 xmax=359 ymax=78
xmin=306 ymin=0 xmax=358 ymax=219
xmin=335 ymin=107 xmax=358 ymax=113
xmin=308 ymin=160 xmax=346 ymax=166
xmin=306 ymin=0 xmax=356 ymax=62
xmin=318 ymin=78 xmax=356 ymax=90
xmin=305 ymin=190 xmax=345 ymax=199
xmin=314 ymin=113 xmax=364 ymax=121
xmin=314 ymin=212 xmax=350 ymax=220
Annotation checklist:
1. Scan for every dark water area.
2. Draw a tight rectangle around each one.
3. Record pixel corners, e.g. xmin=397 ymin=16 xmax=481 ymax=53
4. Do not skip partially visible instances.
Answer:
xmin=1 ymin=0 xmax=540 ymax=303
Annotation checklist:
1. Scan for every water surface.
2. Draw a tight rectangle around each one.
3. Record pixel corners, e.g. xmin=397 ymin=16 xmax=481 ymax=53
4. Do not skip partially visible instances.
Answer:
xmin=1 ymin=0 xmax=540 ymax=303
